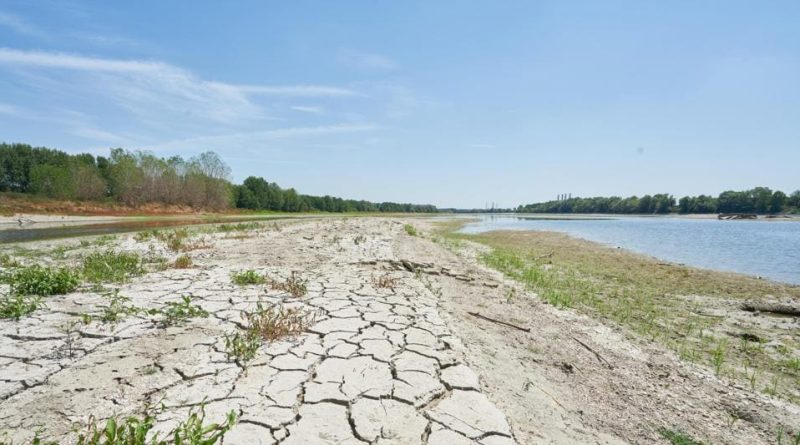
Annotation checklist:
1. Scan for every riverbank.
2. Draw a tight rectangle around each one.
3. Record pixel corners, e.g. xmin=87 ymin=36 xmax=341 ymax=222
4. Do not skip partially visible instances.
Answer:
xmin=0 ymin=218 xmax=798 ymax=444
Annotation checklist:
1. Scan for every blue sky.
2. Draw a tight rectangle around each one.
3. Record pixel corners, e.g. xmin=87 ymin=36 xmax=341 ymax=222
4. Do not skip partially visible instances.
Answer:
xmin=0 ymin=1 xmax=798 ymax=208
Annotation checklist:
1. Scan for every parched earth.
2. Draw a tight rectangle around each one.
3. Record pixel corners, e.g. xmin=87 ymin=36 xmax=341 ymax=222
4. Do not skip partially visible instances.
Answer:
xmin=3 ymin=217 xmax=800 ymax=445
xmin=0 ymin=219 xmax=515 ymax=444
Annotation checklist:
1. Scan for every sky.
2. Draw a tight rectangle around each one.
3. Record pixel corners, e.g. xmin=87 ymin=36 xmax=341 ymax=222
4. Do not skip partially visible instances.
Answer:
xmin=0 ymin=1 xmax=798 ymax=208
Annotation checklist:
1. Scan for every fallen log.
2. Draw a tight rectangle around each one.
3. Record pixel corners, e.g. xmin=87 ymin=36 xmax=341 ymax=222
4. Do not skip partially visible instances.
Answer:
xmin=467 ymin=311 xmax=531 ymax=332
xmin=741 ymin=303 xmax=800 ymax=317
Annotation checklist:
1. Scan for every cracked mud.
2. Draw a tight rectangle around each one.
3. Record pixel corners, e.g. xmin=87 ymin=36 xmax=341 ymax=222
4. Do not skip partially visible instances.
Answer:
xmin=0 ymin=219 xmax=515 ymax=444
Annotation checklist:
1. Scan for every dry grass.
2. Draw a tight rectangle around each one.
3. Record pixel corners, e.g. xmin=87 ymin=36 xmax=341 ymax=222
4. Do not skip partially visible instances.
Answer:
xmin=269 ymin=272 xmax=307 ymax=298
xmin=372 ymin=273 xmax=399 ymax=290
xmin=173 ymin=254 xmax=193 ymax=269
xmin=244 ymin=302 xmax=312 ymax=342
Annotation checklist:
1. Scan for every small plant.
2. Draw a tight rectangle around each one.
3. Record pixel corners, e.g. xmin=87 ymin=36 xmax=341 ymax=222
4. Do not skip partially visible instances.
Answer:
xmin=403 ymin=224 xmax=418 ymax=236
xmin=657 ymin=427 xmax=706 ymax=445
xmin=173 ymin=255 xmax=193 ymax=269
xmin=72 ymin=404 xmax=235 ymax=445
xmin=224 ymin=330 xmax=261 ymax=365
xmin=100 ymin=291 xmax=140 ymax=323
xmin=231 ymin=269 xmax=267 ymax=286
xmin=82 ymin=251 xmax=144 ymax=283
xmin=371 ymin=274 xmax=399 ymax=290
xmin=353 ymin=234 xmax=367 ymax=245
xmin=60 ymin=321 xmax=80 ymax=359
xmin=775 ymin=426 xmax=800 ymax=445
xmin=0 ymin=294 xmax=43 ymax=319
xmin=711 ymin=339 xmax=728 ymax=376
xmin=155 ymin=295 xmax=209 ymax=326
xmin=4 ymin=265 xmax=80 ymax=296
xmin=506 ymin=287 xmax=517 ymax=304
xmin=0 ymin=253 xmax=20 ymax=268
xmin=244 ymin=302 xmax=312 ymax=342
xmin=269 ymin=272 xmax=307 ymax=298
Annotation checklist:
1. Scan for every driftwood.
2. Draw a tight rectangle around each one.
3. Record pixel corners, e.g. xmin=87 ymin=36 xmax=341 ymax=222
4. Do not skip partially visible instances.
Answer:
xmin=572 ymin=336 xmax=614 ymax=369
xmin=718 ymin=213 xmax=757 ymax=220
xmin=467 ymin=311 xmax=531 ymax=332
xmin=741 ymin=303 xmax=800 ymax=317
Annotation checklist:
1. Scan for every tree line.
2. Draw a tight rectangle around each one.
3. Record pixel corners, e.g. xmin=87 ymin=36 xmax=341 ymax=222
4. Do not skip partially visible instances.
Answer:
xmin=0 ymin=143 xmax=437 ymax=213
xmin=518 ymin=187 xmax=800 ymax=215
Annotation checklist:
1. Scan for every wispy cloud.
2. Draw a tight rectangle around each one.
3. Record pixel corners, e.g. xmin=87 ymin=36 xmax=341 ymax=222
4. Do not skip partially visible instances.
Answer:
xmin=290 ymin=105 xmax=323 ymax=114
xmin=0 ymin=48 xmax=359 ymax=124
xmin=339 ymin=50 xmax=397 ymax=71
xmin=0 ymin=11 xmax=48 ymax=39
xmin=240 ymin=85 xmax=357 ymax=97
xmin=153 ymin=123 xmax=380 ymax=151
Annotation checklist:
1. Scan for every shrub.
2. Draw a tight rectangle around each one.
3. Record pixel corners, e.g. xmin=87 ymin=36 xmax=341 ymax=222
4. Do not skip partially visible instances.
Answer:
xmin=404 ymin=224 xmax=418 ymax=236
xmin=4 ymin=265 xmax=80 ymax=296
xmin=82 ymin=251 xmax=144 ymax=283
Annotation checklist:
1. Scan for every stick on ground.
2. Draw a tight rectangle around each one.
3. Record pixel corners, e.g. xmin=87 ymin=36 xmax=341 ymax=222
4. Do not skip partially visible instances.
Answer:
xmin=467 ymin=311 xmax=531 ymax=332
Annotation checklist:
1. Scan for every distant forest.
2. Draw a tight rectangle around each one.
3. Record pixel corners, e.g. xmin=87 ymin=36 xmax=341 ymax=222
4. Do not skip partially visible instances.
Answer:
xmin=518 ymin=188 xmax=800 ymax=215
xmin=0 ymin=143 xmax=437 ymax=213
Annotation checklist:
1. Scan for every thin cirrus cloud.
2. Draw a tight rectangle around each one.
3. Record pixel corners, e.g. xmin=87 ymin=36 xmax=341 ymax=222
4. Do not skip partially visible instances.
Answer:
xmin=0 ymin=11 xmax=48 ymax=39
xmin=0 ymin=47 xmax=360 ymax=126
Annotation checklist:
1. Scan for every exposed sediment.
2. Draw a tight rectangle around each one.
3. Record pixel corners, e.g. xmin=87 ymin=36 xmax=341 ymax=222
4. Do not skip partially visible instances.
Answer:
xmin=0 ymin=219 xmax=515 ymax=444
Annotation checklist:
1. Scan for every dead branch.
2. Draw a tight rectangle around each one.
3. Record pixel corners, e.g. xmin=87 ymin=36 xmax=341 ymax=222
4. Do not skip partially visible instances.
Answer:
xmin=467 ymin=311 xmax=531 ymax=332
xmin=572 ymin=336 xmax=614 ymax=369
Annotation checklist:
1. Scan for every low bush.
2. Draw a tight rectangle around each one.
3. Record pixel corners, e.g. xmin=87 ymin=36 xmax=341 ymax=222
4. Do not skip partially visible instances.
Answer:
xmin=3 ymin=265 xmax=80 ymax=296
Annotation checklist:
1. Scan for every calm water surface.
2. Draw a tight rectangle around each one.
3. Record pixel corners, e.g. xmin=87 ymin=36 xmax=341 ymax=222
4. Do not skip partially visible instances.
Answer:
xmin=460 ymin=215 xmax=800 ymax=285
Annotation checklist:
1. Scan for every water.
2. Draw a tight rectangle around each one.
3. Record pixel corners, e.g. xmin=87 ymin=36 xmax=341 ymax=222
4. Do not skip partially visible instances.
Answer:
xmin=460 ymin=215 xmax=800 ymax=285
xmin=0 ymin=216 xmax=297 ymax=244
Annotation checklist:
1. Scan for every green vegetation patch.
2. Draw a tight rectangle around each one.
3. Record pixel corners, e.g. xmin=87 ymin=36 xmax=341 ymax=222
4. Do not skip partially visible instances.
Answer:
xmin=231 ymin=269 xmax=267 ymax=286
xmin=0 ymin=294 xmax=43 ymax=319
xmin=82 ymin=251 xmax=144 ymax=283
xmin=4 ymin=404 xmax=235 ymax=445
xmin=403 ymin=224 xmax=418 ymax=236
xmin=2 ymin=265 xmax=80 ymax=296
xmin=657 ymin=428 xmax=707 ymax=445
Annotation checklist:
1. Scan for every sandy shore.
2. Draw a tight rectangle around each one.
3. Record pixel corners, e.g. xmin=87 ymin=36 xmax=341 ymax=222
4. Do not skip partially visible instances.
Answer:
xmin=0 ymin=218 xmax=798 ymax=444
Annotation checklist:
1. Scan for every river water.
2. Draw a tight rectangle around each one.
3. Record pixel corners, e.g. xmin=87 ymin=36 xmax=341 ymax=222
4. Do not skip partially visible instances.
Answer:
xmin=460 ymin=215 xmax=800 ymax=285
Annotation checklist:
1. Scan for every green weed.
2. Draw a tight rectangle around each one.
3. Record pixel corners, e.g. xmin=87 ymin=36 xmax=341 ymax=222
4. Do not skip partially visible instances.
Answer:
xmin=657 ymin=427 xmax=706 ymax=445
xmin=224 ymin=331 xmax=261 ymax=365
xmin=231 ymin=270 xmax=267 ymax=286
xmin=154 ymin=296 xmax=208 ymax=326
xmin=403 ymin=224 xmax=418 ymax=236
xmin=3 ymin=265 xmax=80 ymax=296
xmin=82 ymin=251 xmax=144 ymax=283
xmin=0 ymin=294 xmax=43 ymax=319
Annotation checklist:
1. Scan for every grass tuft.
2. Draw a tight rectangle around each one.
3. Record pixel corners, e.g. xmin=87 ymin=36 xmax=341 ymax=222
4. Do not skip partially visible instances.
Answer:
xmin=268 ymin=272 xmax=307 ymax=298
xmin=173 ymin=255 xmax=192 ymax=269
xmin=403 ymin=224 xmax=418 ymax=236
